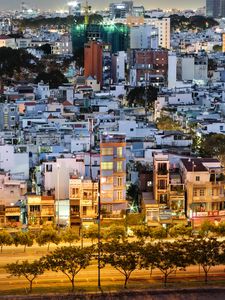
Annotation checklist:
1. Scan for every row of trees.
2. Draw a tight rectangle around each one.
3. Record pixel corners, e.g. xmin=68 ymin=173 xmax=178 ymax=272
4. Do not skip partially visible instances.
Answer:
xmin=2 ymin=221 xmax=225 ymax=253
xmin=6 ymin=238 xmax=225 ymax=293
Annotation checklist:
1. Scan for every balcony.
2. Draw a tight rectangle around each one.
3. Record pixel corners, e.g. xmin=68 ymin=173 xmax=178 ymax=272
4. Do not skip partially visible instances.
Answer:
xmin=157 ymin=169 xmax=168 ymax=176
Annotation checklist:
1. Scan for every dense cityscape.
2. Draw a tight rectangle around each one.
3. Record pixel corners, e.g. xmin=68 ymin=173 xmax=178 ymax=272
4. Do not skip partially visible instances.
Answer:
xmin=1 ymin=0 xmax=225 ymax=299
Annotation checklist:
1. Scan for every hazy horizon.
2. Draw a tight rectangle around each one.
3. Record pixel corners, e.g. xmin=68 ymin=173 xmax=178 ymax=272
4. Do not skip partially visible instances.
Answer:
xmin=0 ymin=0 xmax=205 ymax=11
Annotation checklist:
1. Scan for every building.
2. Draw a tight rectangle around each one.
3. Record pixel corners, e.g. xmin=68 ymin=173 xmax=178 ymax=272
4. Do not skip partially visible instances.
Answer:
xmin=0 ymin=35 xmax=16 ymax=48
xmin=0 ymin=103 xmax=19 ymax=130
xmin=130 ymin=25 xmax=159 ymax=49
xmin=69 ymin=176 xmax=98 ymax=227
xmin=100 ymin=133 xmax=127 ymax=215
xmin=180 ymin=158 xmax=225 ymax=227
xmin=84 ymin=41 xmax=111 ymax=86
xmin=129 ymin=49 xmax=168 ymax=85
xmin=68 ymin=1 xmax=81 ymax=16
xmin=26 ymin=195 xmax=55 ymax=228
xmin=52 ymin=34 xmax=72 ymax=55
xmin=71 ymin=23 xmax=129 ymax=54
xmin=206 ymin=0 xmax=224 ymax=18
xmin=109 ymin=1 xmax=133 ymax=19
xmin=111 ymin=51 xmax=126 ymax=83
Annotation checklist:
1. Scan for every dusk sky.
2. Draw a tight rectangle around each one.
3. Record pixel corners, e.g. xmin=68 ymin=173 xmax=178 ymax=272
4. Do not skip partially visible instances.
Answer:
xmin=0 ymin=0 xmax=205 ymax=11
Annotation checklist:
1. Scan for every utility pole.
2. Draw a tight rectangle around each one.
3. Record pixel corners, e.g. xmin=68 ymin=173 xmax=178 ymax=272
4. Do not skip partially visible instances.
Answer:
xmin=97 ymin=177 xmax=101 ymax=290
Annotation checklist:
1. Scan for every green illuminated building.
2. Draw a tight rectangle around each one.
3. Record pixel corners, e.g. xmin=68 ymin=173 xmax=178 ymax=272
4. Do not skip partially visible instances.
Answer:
xmin=71 ymin=23 xmax=130 ymax=54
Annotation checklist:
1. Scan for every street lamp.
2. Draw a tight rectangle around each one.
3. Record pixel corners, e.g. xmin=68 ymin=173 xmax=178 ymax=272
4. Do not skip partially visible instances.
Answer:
xmin=97 ymin=177 xmax=101 ymax=290
xmin=57 ymin=163 xmax=60 ymax=232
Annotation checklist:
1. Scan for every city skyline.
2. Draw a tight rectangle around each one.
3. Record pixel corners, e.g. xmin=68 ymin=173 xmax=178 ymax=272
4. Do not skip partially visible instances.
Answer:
xmin=0 ymin=0 xmax=204 ymax=11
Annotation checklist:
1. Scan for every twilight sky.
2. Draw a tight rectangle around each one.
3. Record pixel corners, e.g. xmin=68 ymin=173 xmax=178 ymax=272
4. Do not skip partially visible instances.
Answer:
xmin=0 ymin=0 xmax=204 ymax=11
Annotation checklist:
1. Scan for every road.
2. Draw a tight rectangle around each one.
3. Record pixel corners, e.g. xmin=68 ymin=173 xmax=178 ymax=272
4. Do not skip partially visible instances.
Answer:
xmin=0 ymin=244 xmax=225 ymax=294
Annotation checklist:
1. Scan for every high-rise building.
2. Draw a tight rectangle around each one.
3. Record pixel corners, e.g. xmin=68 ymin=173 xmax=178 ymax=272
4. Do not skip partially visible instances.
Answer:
xmin=68 ymin=1 xmax=81 ymax=16
xmin=206 ymin=0 xmax=224 ymax=18
xmin=84 ymin=41 xmax=111 ymax=86
xmin=84 ymin=41 xmax=103 ymax=85
xmin=100 ymin=133 xmax=127 ymax=215
xmin=71 ymin=23 xmax=129 ymax=54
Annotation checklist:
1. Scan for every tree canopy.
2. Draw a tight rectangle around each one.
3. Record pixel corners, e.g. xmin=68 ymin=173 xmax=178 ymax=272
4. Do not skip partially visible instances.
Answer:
xmin=42 ymin=246 xmax=93 ymax=291
xmin=127 ymin=85 xmax=158 ymax=108
xmin=35 ymin=70 xmax=68 ymax=89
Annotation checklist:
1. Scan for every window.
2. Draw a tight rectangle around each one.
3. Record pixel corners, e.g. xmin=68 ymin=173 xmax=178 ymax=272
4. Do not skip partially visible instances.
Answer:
xmin=117 ymin=191 xmax=123 ymax=200
xmin=193 ymin=189 xmax=198 ymax=197
xmin=101 ymin=177 xmax=113 ymax=184
xmin=117 ymin=161 xmax=123 ymax=172
xmin=46 ymin=164 xmax=52 ymax=172
xmin=196 ymin=176 xmax=200 ymax=182
xmin=82 ymin=206 xmax=87 ymax=216
xmin=117 ymin=177 xmax=123 ymax=186
xmin=102 ymin=148 xmax=113 ymax=155
xmin=71 ymin=188 xmax=79 ymax=197
xmin=101 ymin=162 xmax=113 ymax=170
xmin=200 ymin=189 xmax=205 ymax=197
xmin=117 ymin=147 xmax=123 ymax=158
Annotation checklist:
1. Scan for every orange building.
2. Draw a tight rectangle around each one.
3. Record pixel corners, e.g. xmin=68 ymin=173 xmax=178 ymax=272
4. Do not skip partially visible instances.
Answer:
xmin=84 ymin=41 xmax=103 ymax=85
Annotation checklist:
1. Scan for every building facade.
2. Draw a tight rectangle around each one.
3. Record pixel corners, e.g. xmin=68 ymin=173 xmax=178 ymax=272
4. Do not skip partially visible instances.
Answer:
xmin=100 ymin=133 xmax=127 ymax=215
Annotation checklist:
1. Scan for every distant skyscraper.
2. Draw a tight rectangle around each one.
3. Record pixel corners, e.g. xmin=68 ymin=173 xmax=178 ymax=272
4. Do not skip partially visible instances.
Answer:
xmin=206 ymin=0 xmax=225 ymax=18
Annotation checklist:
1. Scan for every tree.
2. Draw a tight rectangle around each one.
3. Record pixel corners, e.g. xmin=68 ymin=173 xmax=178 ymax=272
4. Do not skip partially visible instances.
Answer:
xmin=190 ymin=238 xmax=221 ymax=283
xmin=199 ymin=134 xmax=225 ymax=165
xmin=168 ymin=224 xmax=193 ymax=238
xmin=151 ymin=226 xmax=167 ymax=240
xmin=127 ymin=85 xmax=158 ymax=108
xmin=6 ymin=260 xmax=45 ymax=293
xmin=39 ymin=43 xmax=52 ymax=55
xmin=36 ymin=228 xmax=61 ymax=251
xmin=214 ymin=222 xmax=225 ymax=237
xmin=83 ymin=224 xmax=100 ymax=245
xmin=35 ymin=70 xmax=68 ymax=89
xmin=133 ymin=226 xmax=153 ymax=240
xmin=198 ymin=220 xmax=215 ymax=237
xmin=13 ymin=232 xmax=33 ymax=252
xmin=42 ymin=246 xmax=93 ymax=292
xmin=0 ymin=231 xmax=13 ymax=253
xmin=61 ymin=228 xmax=79 ymax=246
xmin=140 ymin=242 xmax=159 ymax=277
xmin=156 ymin=116 xmax=182 ymax=131
xmin=153 ymin=241 xmax=189 ymax=287
xmin=102 ymin=240 xmax=141 ymax=288
xmin=104 ymin=225 xmax=126 ymax=241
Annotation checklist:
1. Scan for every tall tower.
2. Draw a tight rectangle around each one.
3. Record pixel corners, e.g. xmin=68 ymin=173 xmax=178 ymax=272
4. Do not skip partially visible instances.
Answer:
xmin=100 ymin=133 xmax=127 ymax=215
xmin=84 ymin=40 xmax=103 ymax=84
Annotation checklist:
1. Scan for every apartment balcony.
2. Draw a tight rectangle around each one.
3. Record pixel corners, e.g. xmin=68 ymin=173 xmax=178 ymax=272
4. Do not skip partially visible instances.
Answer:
xmin=157 ymin=169 xmax=169 ymax=176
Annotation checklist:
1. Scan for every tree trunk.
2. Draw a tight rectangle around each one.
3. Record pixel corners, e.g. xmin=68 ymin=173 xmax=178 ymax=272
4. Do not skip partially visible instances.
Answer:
xmin=204 ymin=270 xmax=208 ymax=284
xmin=71 ymin=277 xmax=75 ymax=292
xmin=47 ymin=243 xmax=50 ymax=251
xmin=164 ymin=273 xmax=168 ymax=287
xmin=124 ymin=276 xmax=129 ymax=288
xmin=0 ymin=245 xmax=2 ymax=253
xmin=24 ymin=245 xmax=26 ymax=253
xmin=29 ymin=280 xmax=33 ymax=293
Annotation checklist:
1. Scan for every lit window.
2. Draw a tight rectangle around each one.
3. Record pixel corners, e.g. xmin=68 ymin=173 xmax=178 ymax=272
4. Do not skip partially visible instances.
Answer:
xmin=117 ymin=147 xmax=123 ymax=158
xmin=117 ymin=177 xmax=123 ymax=186
xmin=117 ymin=161 xmax=123 ymax=172
xmin=101 ymin=162 xmax=113 ymax=170
xmin=101 ymin=148 xmax=113 ymax=155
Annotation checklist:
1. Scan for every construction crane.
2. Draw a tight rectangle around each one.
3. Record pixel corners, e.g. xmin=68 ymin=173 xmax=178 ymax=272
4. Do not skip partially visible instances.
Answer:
xmin=83 ymin=0 xmax=91 ymax=25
